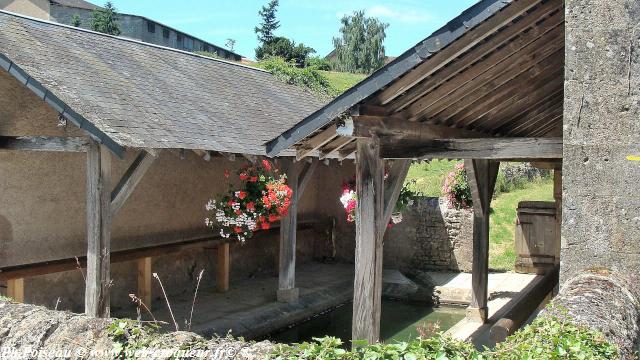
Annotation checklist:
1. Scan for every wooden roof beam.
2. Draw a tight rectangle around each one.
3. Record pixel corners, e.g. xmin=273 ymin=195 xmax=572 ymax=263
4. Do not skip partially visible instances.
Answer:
xmin=343 ymin=115 xmax=487 ymax=140
xmin=372 ymin=0 xmax=547 ymax=106
xmin=0 ymin=136 xmax=89 ymax=152
xmin=381 ymin=1 xmax=564 ymax=113
xmin=296 ymin=124 xmax=338 ymax=160
xmin=380 ymin=137 xmax=562 ymax=160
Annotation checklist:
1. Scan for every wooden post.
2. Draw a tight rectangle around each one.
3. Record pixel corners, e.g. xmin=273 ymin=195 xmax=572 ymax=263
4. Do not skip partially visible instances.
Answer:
xmin=352 ymin=137 xmax=385 ymax=344
xmin=85 ymin=140 xmax=112 ymax=318
xmin=464 ymin=159 xmax=499 ymax=323
xmin=216 ymin=243 xmax=230 ymax=292
xmin=277 ymin=159 xmax=299 ymax=302
xmin=137 ymin=257 xmax=152 ymax=307
xmin=7 ymin=278 xmax=24 ymax=303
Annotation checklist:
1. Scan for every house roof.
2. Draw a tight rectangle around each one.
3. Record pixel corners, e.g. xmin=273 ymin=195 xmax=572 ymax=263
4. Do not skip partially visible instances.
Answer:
xmin=266 ymin=0 xmax=564 ymax=158
xmin=0 ymin=11 xmax=325 ymax=157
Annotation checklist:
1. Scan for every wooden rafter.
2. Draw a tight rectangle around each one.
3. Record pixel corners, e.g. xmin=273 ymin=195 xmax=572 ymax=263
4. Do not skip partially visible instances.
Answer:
xmin=337 ymin=140 xmax=357 ymax=160
xmin=319 ymin=137 xmax=352 ymax=160
xmin=442 ymin=67 xmax=564 ymax=129
xmin=372 ymin=0 xmax=546 ymax=106
xmin=0 ymin=136 xmax=89 ymax=152
xmin=380 ymin=137 xmax=562 ymax=160
xmin=382 ymin=1 xmax=563 ymax=114
xmin=298 ymin=158 xmax=319 ymax=196
xmin=296 ymin=124 xmax=338 ymax=160
xmin=110 ymin=150 xmax=158 ymax=217
xmin=403 ymin=24 xmax=564 ymax=122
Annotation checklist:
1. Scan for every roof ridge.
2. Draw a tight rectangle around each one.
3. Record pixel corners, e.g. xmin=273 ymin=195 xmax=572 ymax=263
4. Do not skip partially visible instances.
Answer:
xmin=0 ymin=9 xmax=267 ymax=74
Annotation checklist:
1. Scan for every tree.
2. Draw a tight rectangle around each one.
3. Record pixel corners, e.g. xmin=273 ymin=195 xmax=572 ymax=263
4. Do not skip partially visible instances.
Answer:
xmin=70 ymin=13 xmax=82 ymax=27
xmin=254 ymin=0 xmax=280 ymax=44
xmin=332 ymin=10 xmax=388 ymax=74
xmin=225 ymin=38 xmax=236 ymax=52
xmin=90 ymin=1 xmax=121 ymax=36
xmin=255 ymin=36 xmax=315 ymax=66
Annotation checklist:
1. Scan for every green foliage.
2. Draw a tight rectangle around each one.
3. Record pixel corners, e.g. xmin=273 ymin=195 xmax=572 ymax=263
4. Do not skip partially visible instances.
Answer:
xmin=405 ymin=160 xmax=459 ymax=197
xmin=491 ymin=312 xmax=618 ymax=359
xmin=107 ymin=319 xmax=159 ymax=359
xmin=306 ymin=56 xmax=333 ymax=71
xmin=255 ymin=0 xmax=280 ymax=44
xmin=332 ymin=10 xmax=389 ymax=74
xmin=394 ymin=179 xmax=421 ymax=214
xmin=0 ymin=295 xmax=13 ymax=302
xmin=90 ymin=1 xmax=121 ymax=36
xmin=256 ymin=36 xmax=316 ymax=65
xmin=271 ymin=313 xmax=618 ymax=360
xmin=257 ymin=57 xmax=337 ymax=97
xmin=70 ymin=13 xmax=82 ymax=27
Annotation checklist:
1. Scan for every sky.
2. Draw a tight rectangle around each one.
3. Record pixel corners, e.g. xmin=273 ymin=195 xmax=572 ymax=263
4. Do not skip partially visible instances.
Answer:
xmin=110 ymin=0 xmax=477 ymax=59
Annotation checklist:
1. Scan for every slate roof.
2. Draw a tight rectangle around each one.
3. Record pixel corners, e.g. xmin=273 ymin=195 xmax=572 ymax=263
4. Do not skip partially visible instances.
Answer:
xmin=0 ymin=11 xmax=325 ymax=156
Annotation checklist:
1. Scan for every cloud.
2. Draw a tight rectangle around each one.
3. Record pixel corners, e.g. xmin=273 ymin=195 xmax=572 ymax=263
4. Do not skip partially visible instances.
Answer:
xmin=366 ymin=5 xmax=433 ymax=23
xmin=336 ymin=4 xmax=433 ymax=24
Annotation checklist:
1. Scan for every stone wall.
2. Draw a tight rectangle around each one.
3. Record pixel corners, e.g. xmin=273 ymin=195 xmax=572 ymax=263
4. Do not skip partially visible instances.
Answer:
xmin=561 ymin=0 xmax=640 ymax=282
xmin=384 ymin=197 xmax=474 ymax=274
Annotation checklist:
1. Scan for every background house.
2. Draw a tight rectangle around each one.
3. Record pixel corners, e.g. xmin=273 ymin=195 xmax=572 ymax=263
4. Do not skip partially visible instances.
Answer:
xmin=0 ymin=0 xmax=242 ymax=60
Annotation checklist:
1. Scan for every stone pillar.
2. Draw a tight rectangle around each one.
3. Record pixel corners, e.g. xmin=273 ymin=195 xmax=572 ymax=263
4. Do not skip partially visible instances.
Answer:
xmin=561 ymin=1 xmax=640 ymax=281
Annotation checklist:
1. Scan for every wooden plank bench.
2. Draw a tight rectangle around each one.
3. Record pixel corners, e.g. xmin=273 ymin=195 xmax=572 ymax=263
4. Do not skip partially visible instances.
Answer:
xmin=1 ymin=220 xmax=322 ymax=307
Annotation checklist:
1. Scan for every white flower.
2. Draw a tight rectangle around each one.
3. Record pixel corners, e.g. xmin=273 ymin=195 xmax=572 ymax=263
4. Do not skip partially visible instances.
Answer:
xmin=391 ymin=212 xmax=403 ymax=224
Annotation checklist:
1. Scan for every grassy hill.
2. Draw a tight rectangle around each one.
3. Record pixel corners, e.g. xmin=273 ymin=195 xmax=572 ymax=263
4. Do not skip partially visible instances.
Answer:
xmin=318 ymin=71 xmax=367 ymax=94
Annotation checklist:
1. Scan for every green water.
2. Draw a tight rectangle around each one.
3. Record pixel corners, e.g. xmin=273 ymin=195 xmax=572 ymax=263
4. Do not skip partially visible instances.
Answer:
xmin=269 ymin=300 xmax=465 ymax=345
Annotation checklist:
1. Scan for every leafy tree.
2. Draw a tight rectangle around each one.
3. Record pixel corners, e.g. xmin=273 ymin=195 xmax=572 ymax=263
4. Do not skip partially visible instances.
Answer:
xmin=255 ymin=36 xmax=315 ymax=66
xmin=332 ymin=10 xmax=388 ymax=74
xmin=70 ymin=13 xmax=82 ymax=27
xmin=90 ymin=1 xmax=121 ymax=36
xmin=225 ymin=38 xmax=236 ymax=52
xmin=254 ymin=0 xmax=280 ymax=44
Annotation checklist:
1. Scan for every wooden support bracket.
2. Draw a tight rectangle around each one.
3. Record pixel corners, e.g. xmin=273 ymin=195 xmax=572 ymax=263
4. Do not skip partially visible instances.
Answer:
xmin=137 ymin=257 xmax=152 ymax=308
xmin=217 ymin=243 xmax=230 ymax=293
xmin=111 ymin=150 xmax=158 ymax=217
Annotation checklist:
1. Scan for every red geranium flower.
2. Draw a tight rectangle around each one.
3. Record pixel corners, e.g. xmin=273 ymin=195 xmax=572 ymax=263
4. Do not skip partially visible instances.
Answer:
xmin=260 ymin=222 xmax=270 ymax=230
xmin=250 ymin=176 xmax=258 ymax=182
xmin=224 ymin=169 xmax=230 ymax=178
xmin=262 ymin=159 xmax=272 ymax=171
xmin=234 ymin=227 xmax=242 ymax=233
xmin=268 ymin=214 xmax=279 ymax=223
xmin=239 ymin=172 xmax=248 ymax=181
xmin=237 ymin=191 xmax=247 ymax=200
xmin=246 ymin=201 xmax=255 ymax=211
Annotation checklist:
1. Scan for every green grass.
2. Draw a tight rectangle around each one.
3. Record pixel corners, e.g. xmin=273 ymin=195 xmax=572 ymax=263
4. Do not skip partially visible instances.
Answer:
xmin=489 ymin=178 xmax=554 ymax=271
xmin=318 ymin=70 xmax=367 ymax=94
xmin=405 ymin=160 xmax=459 ymax=196
xmin=404 ymin=161 xmax=554 ymax=272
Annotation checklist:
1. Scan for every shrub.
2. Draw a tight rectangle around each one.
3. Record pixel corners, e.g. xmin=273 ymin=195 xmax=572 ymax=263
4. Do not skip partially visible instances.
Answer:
xmin=257 ymin=57 xmax=337 ymax=98
xmin=306 ymin=56 xmax=333 ymax=70
xmin=442 ymin=163 xmax=472 ymax=209
xmin=256 ymin=37 xmax=316 ymax=66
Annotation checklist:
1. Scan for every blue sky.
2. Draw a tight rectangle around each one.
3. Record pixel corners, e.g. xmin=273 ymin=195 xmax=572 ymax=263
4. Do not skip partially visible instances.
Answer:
xmin=110 ymin=0 xmax=477 ymax=59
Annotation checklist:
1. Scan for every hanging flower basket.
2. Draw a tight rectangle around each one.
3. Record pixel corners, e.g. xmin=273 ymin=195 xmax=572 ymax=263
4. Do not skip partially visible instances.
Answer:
xmin=205 ymin=160 xmax=293 ymax=242
xmin=340 ymin=174 xmax=419 ymax=229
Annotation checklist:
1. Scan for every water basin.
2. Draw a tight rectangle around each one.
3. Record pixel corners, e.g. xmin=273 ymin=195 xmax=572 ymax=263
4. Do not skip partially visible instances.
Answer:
xmin=268 ymin=299 xmax=465 ymax=345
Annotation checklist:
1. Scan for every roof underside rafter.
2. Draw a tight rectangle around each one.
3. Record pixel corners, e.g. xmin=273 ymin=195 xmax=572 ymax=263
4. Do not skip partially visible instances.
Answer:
xmin=267 ymin=0 xmax=565 ymax=160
